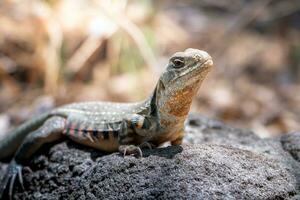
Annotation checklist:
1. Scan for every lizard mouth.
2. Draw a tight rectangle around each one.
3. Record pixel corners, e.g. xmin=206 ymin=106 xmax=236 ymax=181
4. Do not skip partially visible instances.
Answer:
xmin=203 ymin=58 xmax=213 ymax=67
xmin=166 ymin=57 xmax=213 ymax=85
xmin=187 ymin=58 xmax=213 ymax=76
xmin=196 ymin=58 xmax=213 ymax=70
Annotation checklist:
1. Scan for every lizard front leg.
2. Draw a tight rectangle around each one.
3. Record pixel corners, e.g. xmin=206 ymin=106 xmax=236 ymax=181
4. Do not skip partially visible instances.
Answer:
xmin=0 ymin=116 xmax=66 ymax=200
xmin=171 ymin=135 xmax=183 ymax=145
xmin=118 ymin=114 xmax=156 ymax=157
xmin=171 ymin=130 xmax=184 ymax=146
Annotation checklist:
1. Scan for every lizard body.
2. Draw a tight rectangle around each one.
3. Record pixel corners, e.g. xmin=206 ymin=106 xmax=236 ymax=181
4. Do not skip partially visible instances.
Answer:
xmin=0 ymin=48 xmax=213 ymax=199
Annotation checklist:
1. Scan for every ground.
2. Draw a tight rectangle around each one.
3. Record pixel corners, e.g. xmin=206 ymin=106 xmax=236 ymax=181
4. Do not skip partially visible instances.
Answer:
xmin=0 ymin=115 xmax=299 ymax=200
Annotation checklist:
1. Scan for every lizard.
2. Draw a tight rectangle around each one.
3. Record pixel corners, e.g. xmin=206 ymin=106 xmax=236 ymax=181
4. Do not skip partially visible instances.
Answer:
xmin=0 ymin=48 xmax=213 ymax=199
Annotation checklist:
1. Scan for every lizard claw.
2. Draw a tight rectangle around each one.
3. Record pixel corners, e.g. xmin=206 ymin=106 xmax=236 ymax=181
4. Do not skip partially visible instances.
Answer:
xmin=119 ymin=145 xmax=143 ymax=158
xmin=0 ymin=160 xmax=24 ymax=200
xmin=17 ymin=166 xmax=24 ymax=191
xmin=24 ymin=166 xmax=32 ymax=173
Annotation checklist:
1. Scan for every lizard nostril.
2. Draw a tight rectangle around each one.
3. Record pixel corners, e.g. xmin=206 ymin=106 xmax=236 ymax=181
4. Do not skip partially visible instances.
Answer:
xmin=194 ymin=55 xmax=202 ymax=62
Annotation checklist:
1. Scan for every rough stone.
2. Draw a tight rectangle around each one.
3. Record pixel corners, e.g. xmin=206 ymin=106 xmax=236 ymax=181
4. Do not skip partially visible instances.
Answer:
xmin=0 ymin=114 xmax=299 ymax=200
xmin=280 ymin=132 xmax=300 ymax=162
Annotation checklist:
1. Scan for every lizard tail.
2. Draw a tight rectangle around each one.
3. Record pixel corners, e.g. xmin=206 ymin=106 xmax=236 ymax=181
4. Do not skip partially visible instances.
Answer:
xmin=0 ymin=113 xmax=50 ymax=161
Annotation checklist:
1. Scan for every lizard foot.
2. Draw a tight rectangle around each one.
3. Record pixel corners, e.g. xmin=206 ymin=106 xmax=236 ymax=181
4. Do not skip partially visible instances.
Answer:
xmin=0 ymin=160 xmax=24 ymax=200
xmin=119 ymin=145 xmax=143 ymax=157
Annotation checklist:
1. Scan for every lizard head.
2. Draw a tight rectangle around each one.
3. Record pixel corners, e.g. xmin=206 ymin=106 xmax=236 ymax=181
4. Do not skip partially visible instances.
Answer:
xmin=155 ymin=48 xmax=213 ymax=126
xmin=160 ymin=48 xmax=213 ymax=88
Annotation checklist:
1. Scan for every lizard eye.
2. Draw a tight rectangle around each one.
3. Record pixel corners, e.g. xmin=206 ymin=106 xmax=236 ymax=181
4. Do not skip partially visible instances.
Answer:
xmin=172 ymin=58 xmax=184 ymax=68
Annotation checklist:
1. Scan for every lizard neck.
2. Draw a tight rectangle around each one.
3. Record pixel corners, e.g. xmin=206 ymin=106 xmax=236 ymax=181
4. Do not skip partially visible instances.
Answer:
xmin=149 ymin=77 xmax=203 ymax=130
xmin=146 ymin=60 xmax=211 ymax=131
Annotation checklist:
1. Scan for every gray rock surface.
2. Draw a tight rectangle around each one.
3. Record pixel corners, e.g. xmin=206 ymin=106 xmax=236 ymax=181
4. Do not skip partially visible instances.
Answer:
xmin=1 ymin=115 xmax=299 ymax=200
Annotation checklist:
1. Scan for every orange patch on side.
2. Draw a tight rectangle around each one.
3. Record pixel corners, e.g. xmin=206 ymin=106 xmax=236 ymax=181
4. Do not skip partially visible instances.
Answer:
xmin=160 ymin=119 xmax=172 ymax=127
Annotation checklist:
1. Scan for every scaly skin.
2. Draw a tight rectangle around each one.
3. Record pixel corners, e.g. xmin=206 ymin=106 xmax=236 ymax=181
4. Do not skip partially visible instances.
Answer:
xmin=0 ymin=48 xmax=213 ymax=199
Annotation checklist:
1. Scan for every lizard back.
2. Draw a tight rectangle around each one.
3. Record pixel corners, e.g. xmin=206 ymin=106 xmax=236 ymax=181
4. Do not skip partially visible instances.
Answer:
xmin=52 ymin=101 xmax=150 ymax=151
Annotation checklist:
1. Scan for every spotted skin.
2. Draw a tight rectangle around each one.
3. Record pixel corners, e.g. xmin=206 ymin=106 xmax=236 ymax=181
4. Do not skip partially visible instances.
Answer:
xmin=0 ymin=48 xmax=213 ymax=199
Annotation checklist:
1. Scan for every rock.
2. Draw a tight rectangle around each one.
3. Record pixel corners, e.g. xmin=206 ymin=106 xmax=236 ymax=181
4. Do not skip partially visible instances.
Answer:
xmin=280 ymin=132 xmax=300 ymax=162
xmin=185 ymin=114 xmax=300 ymax=188
xmin=1 ymin=114 xmax=299 ymax=200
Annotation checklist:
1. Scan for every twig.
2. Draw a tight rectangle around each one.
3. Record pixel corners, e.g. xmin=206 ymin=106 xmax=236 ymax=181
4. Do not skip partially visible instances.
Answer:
xmin=65 ymin=36 xmax=104 ymax=74
xmin=98 ymin=2 xmax=157 ymax=73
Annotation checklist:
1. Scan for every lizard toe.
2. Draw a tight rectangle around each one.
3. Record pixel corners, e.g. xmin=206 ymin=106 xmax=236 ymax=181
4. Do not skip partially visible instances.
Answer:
xmin=119 ymin=145 xmax=143 ymax=158
xmin=0 ymin=160 xmax=24 ymax=200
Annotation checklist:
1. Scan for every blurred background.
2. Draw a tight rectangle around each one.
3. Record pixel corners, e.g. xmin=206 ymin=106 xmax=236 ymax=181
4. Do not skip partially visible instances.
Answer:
xmin=0 ymin=0 xmax=299 ymax=138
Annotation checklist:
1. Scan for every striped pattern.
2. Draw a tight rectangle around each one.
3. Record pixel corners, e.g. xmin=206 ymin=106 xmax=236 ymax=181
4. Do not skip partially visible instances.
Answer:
xmin=63 ymin=121 xmax=119 ymax=142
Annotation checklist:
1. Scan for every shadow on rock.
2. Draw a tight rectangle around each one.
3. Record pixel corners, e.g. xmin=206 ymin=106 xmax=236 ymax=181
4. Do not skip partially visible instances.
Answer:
xmin=142 ymin=145 xmax=183 ymax=159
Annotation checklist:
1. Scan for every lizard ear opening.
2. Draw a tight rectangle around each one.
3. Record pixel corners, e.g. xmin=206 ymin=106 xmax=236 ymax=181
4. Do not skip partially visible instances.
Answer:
xmin=157 ymin=79 xmax=165 ymax=91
